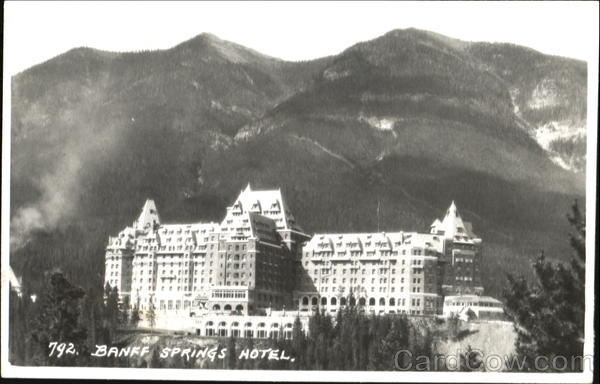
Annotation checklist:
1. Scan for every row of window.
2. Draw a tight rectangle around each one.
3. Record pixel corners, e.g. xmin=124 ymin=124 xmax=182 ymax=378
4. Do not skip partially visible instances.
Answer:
xmin=313 ymin=276 xmax=423 ymax=285
xmin=300 ymin=296 xmax=426 ymax=307
xmin=446 ymin=301 xmax=502 ymax=308
xmin=455 ymin=276 xmax=474 ymax=281
xmin=309 ymin=248 xmax=435 ymax=257
xmin=317 ymin=285 xmax=424 ymax=294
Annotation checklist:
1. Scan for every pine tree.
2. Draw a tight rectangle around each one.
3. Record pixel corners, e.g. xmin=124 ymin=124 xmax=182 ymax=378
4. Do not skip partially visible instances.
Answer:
xmin=130 ymin=302 xmax=141 ymax=328
xmin=290 ymin=315 xmax=306 ymax=369
xmin=149 ymin=343 xmax=162 ymax=368
xmin=120 ymin=295 xmax=130 ymax=326
xmin=503 ymin=201 xmax=586 ymax=372
xmin=105 ymin=286 xmax=120 ymax=341
xmin=146 ymin=301 xmax=157 ymax=330
xmin=28 ymin=271 xmax=87 ymax=366
xmin=226 ymin=336 xmax=237 ymax=369
xmin=459 ymin=345 xmax=484 ymax=371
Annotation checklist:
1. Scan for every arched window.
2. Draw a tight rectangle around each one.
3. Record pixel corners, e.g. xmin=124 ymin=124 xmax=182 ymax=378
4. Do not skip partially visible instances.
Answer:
xmin=379 ymin=298 xmax=386 ymax=306
xmin=244 ymin=322 xmax=254 ymax=338
xmin=212 ymin=304 xmax=221 ymax=310
xmin=358 ymin=297 xmax=366 ymax=306
xmin=340 ymin=297 xmax=347 ymax=306
xmin=311 ymin=297 xmax=318 ymax=306
xmin=231 ymin=322 xmax=240 ymax=337
xmin=224 ymin=304 xmax=232 ymax=311
xmin=369 ymin=298 xmax=376 ymax=306
xmin=205 ymin=321 xmax=215 ymax=336
xmin=302 ymin=297 xmax=309 ymax=306
xmin=321 ymin=297 xmax=327 ymax=306
xmin=389 ymin=298 xmax=395 ymax=306
xmin=257 ymin=323 xmax=267 ymax=338
xmin=284 ymin=323 xmax=293 ymax=340
xmin=349 ymin=297 xmax=356 ymax=306
xmin=330 ymin=297 xmax=337 ymax=306
xmin=218 ymin=321 xmax=228 ymax=337
xmin=270 ymin=323 xmax=280 ymax=339
xmin=236 ymin=304 xmax=244 ymax=312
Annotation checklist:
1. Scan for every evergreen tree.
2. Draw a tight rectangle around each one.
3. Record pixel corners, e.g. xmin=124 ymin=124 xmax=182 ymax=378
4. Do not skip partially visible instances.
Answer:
xmin=29 ymin=271 xmax=87 ymax=366
xmin=226 ymin=336 xmax=237 ymax=369
xmin=149 ymin=343 xmax=162 ymax=368
xmin=503 ymin=201 xmax=586 ymax=372
xmin=459 ymin=345 xmax=484 ymax=371
xmin=120 ymin=295 xmax=130 ymax=326
xmin=130 ymin=302 xmax=141 ymax=328
xmin=105 ymin=286 xmax=120 ymax=341
xmin=290 ymin=315 xmax=306 ymax=369
xmin=146 ymin=301 xmax=157 ymax=330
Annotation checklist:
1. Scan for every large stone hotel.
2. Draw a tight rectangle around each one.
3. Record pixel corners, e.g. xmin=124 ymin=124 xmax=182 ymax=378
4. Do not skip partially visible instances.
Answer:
xmin=105 ymin=185 xmax=486 ymax=322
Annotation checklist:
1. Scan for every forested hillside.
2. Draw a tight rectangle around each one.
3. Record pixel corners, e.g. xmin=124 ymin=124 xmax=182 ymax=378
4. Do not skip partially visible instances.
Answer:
xmin=10 ymin=28 xmax=586 ymax=298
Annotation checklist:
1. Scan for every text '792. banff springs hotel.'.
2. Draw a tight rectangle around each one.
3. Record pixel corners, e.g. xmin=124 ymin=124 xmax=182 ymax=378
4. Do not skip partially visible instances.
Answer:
xmin=105 ymin=184 xmax=502 ymax=331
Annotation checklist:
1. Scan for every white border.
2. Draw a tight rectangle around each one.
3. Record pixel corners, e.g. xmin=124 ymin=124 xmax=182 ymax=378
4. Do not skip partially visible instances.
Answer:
xmin=2 ymin=1 xmax=598 ymax=382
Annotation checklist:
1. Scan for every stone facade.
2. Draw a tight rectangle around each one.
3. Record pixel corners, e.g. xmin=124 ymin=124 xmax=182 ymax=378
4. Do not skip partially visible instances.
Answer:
xmin=297 ymin=201 xmax=483 ymax=316
xmin=105 ymin=189 xmax=483 ymax=319
xmin=105 ymin=184 xmax=310 ymax=316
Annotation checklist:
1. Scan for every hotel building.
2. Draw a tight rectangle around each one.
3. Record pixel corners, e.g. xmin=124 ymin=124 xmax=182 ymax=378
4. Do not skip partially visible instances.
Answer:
xmin=105 ymin=187 xmax=483 ymax=319
xmin=297 ymin=201 xmax=483 ymax=316
xmin=104 ymin=184 xmax=310 ymax=315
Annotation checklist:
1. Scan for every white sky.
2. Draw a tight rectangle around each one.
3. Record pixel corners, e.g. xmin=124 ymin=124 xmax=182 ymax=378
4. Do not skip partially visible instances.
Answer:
xmin=3 ymin=1 xmax=599 ymax=75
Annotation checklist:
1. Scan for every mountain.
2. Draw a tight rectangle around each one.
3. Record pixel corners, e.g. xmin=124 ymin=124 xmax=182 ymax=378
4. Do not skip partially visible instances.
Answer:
xmin=467 ymin=41 xmax=587 ymax=172
xmin=10 ymin=29 xmax=586 ymax=297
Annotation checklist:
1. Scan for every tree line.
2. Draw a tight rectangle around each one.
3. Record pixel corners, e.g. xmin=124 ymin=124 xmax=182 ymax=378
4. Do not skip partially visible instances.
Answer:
xmin=8 ymin=202 xmax=586 ymax=372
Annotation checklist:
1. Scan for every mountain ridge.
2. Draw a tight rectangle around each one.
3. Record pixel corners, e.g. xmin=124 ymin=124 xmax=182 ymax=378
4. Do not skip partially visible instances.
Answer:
xmin=10 ymin=28 xmax=586 ymax=298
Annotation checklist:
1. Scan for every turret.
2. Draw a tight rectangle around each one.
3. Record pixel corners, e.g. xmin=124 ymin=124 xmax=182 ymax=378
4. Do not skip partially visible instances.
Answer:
xmin=134 ymin=199 xmax=160 ymax=233
xmin=430 ymin=201 xmax=477 ymax=240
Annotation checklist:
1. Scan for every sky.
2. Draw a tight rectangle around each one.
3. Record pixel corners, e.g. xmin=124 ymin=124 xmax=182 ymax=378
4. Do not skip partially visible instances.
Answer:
xmin=3 ymin=1 xmax=599 ymax=75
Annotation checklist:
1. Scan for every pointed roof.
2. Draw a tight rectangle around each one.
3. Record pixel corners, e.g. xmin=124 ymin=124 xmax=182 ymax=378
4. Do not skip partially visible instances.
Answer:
xmin=134 ymin=199 xmax=160 ymax=232
xmin=222 ymin=185 xmax=305 ymax=234
xmin=431 ymin=201 xmax=476 ymax=241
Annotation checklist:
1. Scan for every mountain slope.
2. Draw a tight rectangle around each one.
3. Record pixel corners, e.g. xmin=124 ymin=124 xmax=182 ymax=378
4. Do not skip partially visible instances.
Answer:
xmin=236 ymin=29 xmax=583 ymax=193
xmin=467 ymin=42 xmax=587 ymax=171
xmin=10 ymin=29 xmax=586 ymax=298
xmin=10 ymin=33 xmax=330 ymax=245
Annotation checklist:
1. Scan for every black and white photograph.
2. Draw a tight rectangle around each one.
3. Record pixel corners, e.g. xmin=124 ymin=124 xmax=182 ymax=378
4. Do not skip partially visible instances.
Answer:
xmin=1 ymin=1 xmax=598 ymax=382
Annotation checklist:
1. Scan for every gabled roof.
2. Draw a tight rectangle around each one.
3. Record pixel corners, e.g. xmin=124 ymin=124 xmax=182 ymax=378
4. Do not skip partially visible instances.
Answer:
xmin=430 ymin=201 xmax=479 ymax=242
xmin=304 ymin=231 xmax=445 ymax=253
xmin=223 ymin=184 xmax=305 ymax=233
